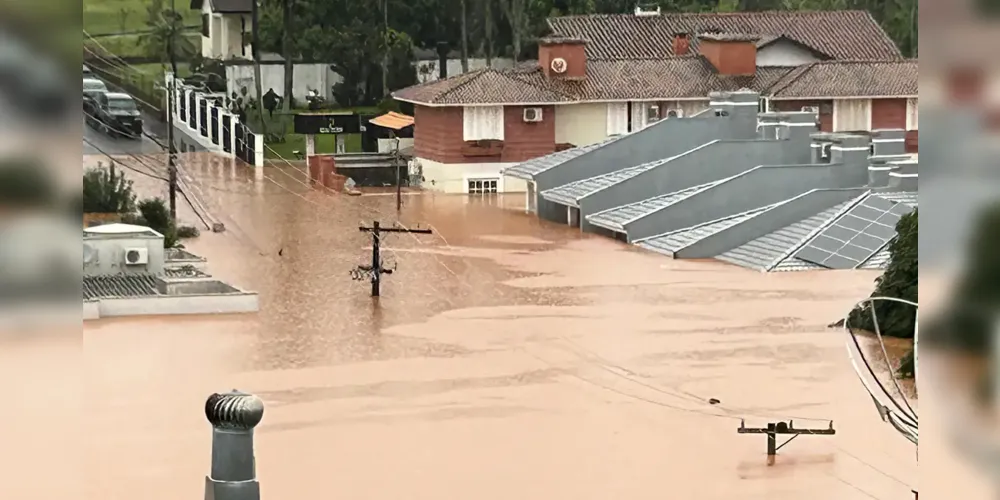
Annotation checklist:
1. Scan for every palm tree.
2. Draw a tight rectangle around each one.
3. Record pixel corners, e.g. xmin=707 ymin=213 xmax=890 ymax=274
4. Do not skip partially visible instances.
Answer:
xmin=139 ymin=0 xmax=196 ymax=70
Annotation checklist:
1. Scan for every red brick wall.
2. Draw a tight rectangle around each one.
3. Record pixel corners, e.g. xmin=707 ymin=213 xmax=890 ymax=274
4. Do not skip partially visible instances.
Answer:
xmin=539 ymin=42 xmax=587 ymax=80
xmin=871 ymin=98 xmax=907 ymax=130
xmin=772 ymin=99 xmax=832 ymax=132
xmin=413 ymin=104 xmax=555 ymax=163
xmin=699 ymin=40 xmax=756 ymax=76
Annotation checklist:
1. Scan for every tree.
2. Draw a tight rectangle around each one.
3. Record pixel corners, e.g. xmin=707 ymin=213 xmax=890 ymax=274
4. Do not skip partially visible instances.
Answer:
xmin=848 ymin=209 xmax=917 ymax=338
xmin=138 ymin=0 xmax=196 ymax=64
xmin=500 ymin=0 xmax=530 ymax=62
xmin=460 ymin=0 xmax=469 ymax=72
xmin=135 ymin=197 xmax=179 ymax=248
xmin=282 ymin=0 xmax=295 ymax=114
xmin=82 ymin=165 xmax=137 ymax=214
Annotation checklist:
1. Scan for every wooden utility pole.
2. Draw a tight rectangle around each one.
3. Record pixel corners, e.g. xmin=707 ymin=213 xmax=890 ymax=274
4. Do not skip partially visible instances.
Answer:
xmin=355 ymin=221 xmax=432 ymax=297
xmin=737 ymin=420 xmax=835 ymax=466
xmin=392 ymin=133 xmax=402 ymax=212
xmin=167 ymin=0 xmax=179 ymax=219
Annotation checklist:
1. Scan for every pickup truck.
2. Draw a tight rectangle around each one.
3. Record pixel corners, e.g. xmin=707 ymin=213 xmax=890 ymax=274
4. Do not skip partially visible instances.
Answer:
xmin=82 ymin=77 xmax=107 ymax=115
xmin=88 ymin=91 xmax=143 ymax=139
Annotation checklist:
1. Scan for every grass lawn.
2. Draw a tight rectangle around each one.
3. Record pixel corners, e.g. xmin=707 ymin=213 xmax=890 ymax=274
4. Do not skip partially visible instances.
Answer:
xmin=264 ymin=134 xmax=363 ymax=159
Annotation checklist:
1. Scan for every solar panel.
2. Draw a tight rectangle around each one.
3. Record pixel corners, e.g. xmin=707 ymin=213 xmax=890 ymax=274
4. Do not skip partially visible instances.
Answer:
xmin=793 ymin=195 xmax=915 ymax=269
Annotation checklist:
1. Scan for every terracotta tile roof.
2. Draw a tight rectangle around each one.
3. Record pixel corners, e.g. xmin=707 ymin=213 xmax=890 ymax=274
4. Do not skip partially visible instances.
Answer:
xmin=768 ymin=59 xmax=918 ymax=98
xmin=394 ymin=58 xmax=797 ymax=105
xmin=546 ymin=10 xmax=901 ymax=61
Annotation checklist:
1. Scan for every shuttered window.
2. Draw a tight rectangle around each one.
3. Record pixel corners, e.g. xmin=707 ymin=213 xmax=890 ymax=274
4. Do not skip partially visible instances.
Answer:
xmin=606 ymin=103 xmax=628 ymax=136
xmin=462 ymin=106 xmax=504 ymax=141
xmin=832 ymin=99 xmax=872 ymax=132
xmin=906 ymin=98 xmax=918 ymax=130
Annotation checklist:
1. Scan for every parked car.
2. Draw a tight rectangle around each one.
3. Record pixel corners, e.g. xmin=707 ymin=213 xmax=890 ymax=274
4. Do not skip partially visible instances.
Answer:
xmin=89 ymin=92 xmax=143 ymax=139
xmin=82 ymin=77 xmax=107 ymax=114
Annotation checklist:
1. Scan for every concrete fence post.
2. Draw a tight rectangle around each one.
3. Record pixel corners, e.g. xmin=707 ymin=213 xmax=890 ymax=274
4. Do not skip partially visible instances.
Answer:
xmin=204 ymin=390 xmax=265 ymax=500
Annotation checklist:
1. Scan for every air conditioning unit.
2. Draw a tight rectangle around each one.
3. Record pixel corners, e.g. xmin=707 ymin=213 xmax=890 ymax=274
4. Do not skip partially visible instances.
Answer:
xmin=665 ymin=108 xmax=683 ymax=119
xmin=523 ymin=107 xmax=543 ymax=122
xmin=124 ymin=247 xmax=149 ymax=266
xmin=646 ymin=105 xmax=660 ymax=122
xmin=801 ymin=106 xmax=820 ymax=114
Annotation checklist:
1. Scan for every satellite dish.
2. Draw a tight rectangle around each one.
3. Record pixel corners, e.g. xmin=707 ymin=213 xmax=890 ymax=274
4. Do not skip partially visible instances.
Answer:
xmin=83 ymin=243 xmax=96 ymax=264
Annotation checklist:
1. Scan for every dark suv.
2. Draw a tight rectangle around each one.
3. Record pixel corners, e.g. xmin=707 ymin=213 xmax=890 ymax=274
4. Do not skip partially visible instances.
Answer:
xmin=82 ymin=77 xmax=107 ymax=115
xmin=89 ymin=91 xmax=143 ymax=139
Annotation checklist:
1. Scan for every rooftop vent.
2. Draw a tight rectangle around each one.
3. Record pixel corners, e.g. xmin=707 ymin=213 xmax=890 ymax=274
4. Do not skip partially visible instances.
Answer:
xmin=634 ymin=5 xmax=661 ymax=16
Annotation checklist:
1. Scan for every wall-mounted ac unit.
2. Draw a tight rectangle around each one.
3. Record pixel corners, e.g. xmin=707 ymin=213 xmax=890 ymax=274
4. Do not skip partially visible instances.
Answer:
xmin=646 ymin=105 xmax=660 ymax=122
xmin=665 ymin=108 xmax=683 ymax=119
xmin=124 ymin=247 xmax=149 ymax=266
xmin=523 ymin=107 xmax=543 ymax=122
xmin=801 ymin=106 xmax=820 ymax=114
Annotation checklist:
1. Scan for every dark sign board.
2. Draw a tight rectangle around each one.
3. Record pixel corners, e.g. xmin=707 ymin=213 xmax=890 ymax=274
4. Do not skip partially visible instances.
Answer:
xmin=294 ymin=113 xmax=366 ymax=135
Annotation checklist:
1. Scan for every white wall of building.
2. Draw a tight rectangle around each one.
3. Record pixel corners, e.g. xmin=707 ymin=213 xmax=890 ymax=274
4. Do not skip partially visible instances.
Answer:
xmin=225 ymin=63 xmax=343 ymax=103
xmin=415 ymin=58 xmax=516 ymax=83
xmin=413 ymin=157 xmax=528 ymax=193
xmin=200 ymin=3 xmax=252 ymax=60
xmin=555 ymin=103 xmax=610 ymax=146
xmin=756 ymin=40 xmax=822 ymax=67
xmin=85 ymin=293 xmax=259 ymax=320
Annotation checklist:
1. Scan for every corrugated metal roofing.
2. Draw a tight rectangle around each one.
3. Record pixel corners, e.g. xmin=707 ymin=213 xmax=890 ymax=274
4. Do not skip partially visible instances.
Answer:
xmin=539 ymin=158 xmax=667 ymax=207
xmin=716 ymin=196 xmax=862 ymax=271
xmin=872 ymin=190 xmax=918 ymax=206
xmin=586 ymin=181 xmax=720 ymax=232
xmin=83 ymin=274 xmax=161 ymax=300
xmin=503 ymin=137 xmax=619 ymax=180
xmin=635 ymin=204 xmax=778 ymax=257
xmin=858 ymin=247 xmax=891 ymax=269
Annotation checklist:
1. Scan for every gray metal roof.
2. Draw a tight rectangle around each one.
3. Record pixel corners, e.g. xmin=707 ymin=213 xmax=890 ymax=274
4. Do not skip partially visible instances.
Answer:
xmin=83 ymin=274 xmax=160 ymax=300
xmin=165 ymin=265 xmax=211 ymax=278
xmin=858 ymin=247 xmax=891 ymax=269
xmin=634 ymin=203 xmax=779 ymax=258
xmin=540 ymin=157 xmax=667 ymax=207
xmin=716 ymin=195 xmax=863 ymax=271
xmin=871 ymin=190 xmax=918 ymax=207
xmin=503 ymin=137 xmax=619 ymax=180
xmin=585 ymin=181 xmax=720 ymax=233
xmin=793 ymin=193 xmax=914 ymax=269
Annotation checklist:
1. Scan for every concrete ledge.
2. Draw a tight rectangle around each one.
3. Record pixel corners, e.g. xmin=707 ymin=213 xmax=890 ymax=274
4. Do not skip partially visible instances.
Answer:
xmin=85 ymin=293 xmax=259 ymax=320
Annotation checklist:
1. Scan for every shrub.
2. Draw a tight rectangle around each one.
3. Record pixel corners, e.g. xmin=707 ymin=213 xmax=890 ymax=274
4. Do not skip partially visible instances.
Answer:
xmin=82 ymin=165 xmax=136 ymax=214
xmin=176 ymin=225 xmax=200 ymax=239
xmin=137 ymin=197 xmax=178 ymax=248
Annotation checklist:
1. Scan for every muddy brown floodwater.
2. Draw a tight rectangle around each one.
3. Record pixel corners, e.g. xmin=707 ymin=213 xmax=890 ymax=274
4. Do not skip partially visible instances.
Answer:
xmin=15 ymin=156 xmax=918 ymax=499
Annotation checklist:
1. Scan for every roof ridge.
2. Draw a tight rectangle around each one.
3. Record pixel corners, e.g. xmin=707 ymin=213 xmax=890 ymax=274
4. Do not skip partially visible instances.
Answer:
xmin=548 ymin=10 xmax=874 ymax=20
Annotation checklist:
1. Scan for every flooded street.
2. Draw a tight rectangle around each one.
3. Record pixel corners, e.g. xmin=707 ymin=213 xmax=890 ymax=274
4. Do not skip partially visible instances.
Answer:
xmin=26 ymin=156 xmax=917 ymax=498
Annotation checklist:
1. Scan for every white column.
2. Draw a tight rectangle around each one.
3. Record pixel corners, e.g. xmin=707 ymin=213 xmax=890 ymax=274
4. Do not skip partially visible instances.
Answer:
xmin=305 ymin=134 xmax=316 ymax=158
xmin=216 ymin=105 xmax=224 ymax=146
xmin=336 ymin=135 xmax=346 ymax=154
xmin=230 ymin=116 xmax=239 ymax=157
xmin=194 ymin=95 xmax=203 ymax=136
xmin=254 ymin=132 xmax=264 ymax=167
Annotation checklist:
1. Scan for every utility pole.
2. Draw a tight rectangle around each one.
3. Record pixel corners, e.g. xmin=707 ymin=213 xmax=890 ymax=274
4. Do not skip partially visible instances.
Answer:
xmin=393 ymin=133 xmax=402 ymax=212
xmin=354 ymin=221 xmax=432 ymax=297
xmin=166 ymin=0 xmax=179 ymax=219
xmin=737 ymin=420 xmax=835 ymax=466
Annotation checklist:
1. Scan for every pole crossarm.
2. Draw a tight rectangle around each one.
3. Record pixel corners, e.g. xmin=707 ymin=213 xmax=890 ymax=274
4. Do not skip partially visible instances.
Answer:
xmin=737 ymin=420 xmax=836 ymax=463
xmin=355 ymin=221 xmax=432 ymax=297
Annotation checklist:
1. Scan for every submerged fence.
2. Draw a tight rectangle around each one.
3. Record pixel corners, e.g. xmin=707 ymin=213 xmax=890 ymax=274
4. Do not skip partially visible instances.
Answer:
xmin=171 ymin=74 xmax=263 ymax=167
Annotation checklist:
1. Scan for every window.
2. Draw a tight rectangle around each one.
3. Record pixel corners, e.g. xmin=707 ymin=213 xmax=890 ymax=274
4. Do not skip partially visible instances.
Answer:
xmin=201 ymin=14 xmax=210 ymax=37
xmin=906 ymin=98 xmax=918 ymax=130
xmin=606 ymin=103 xmax=628 ymax=136
xmin=832 ymin=99 xmax=872 ymax=132
xmin=629 ymin=102 xmax=657 ymax=132
xmin=463 ymin=106 xmax=504 ymax=141
xmin=467 ymin=178 xmax=498 ymax=194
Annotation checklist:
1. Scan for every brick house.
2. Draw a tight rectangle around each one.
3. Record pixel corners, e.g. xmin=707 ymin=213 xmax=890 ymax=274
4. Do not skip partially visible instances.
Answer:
xmin=392 ymin=10 xmax=917 ymax=194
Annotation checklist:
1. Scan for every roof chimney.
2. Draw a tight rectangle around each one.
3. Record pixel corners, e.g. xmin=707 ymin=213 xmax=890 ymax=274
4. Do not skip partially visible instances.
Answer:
xmin=672 ymin=32 xmax=690 ymax=56
xmin=634 ymin=5 xmax=661 ymax=16
xmin=697 ymin=33 xmax=758 ymax=76
xmin=538 ymin=36 xmax=588 ymax=80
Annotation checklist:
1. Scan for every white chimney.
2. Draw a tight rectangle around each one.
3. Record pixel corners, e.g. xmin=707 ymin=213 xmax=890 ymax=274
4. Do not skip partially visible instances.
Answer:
xmin=634 ymin=5 xmax=661 ymax=16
